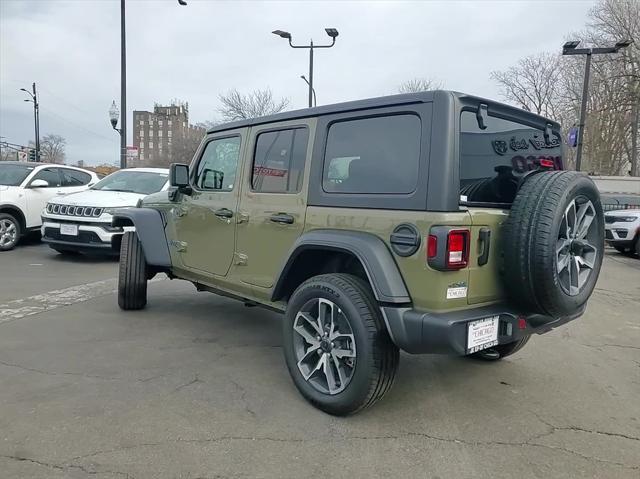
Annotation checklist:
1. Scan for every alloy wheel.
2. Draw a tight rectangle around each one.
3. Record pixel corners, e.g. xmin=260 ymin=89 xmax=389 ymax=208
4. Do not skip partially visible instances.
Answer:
xmin=556 ymin=196 xmax=598 ymax=296
xmin=0 ymin=218 xmax=17 ymax=249
xmin=292 ymin=298 xmax=356 ymax=395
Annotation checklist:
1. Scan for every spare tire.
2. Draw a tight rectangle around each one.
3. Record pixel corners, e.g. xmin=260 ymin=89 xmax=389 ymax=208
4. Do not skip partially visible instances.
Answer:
xmin=503 ymin=171 xmax=604 ymax=317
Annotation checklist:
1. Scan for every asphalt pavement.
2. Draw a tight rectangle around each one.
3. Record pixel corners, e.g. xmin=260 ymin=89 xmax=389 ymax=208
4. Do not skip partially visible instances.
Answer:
xmin=0 ymin=243 xmax=639 ymax=479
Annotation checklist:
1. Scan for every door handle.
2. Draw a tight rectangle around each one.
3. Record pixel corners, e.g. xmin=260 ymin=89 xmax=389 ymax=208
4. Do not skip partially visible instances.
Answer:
xmin=478 ymin=228 xmax=491 ymax=266
xmin=269 ymin=213 xmax=294 ymax=225
xmin=214 ymin=208 xmax=234 ymax=219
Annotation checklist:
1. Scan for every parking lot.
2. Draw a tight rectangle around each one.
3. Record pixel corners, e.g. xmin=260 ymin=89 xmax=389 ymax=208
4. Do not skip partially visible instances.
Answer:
xmin=0 ymin=241 xmax=638 ymax=479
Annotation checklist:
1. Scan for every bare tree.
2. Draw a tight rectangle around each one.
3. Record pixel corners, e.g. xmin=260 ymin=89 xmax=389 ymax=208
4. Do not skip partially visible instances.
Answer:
xmin=397 ymin=78 xmax=443 ymax=93
xmin=490 ymin=0 xmax=639 ymax=176
xmin=218 ymin=89 xmax=289 ymax=122
xmin=491 ymin=53 xmax=562 ymax=118
xmin=40 ymin=134 xmax=66 ymax=164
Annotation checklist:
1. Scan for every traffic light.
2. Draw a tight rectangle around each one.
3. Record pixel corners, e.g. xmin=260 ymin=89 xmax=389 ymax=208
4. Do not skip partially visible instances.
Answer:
xmin=29 ymin=149 xmax=36 ymax=162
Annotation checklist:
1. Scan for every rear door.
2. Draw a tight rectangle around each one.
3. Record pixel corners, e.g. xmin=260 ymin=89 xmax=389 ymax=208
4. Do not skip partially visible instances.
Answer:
xmin=234 ymin=119 xmax=313 ymax=289
xmin=458 ymin=109 xmax=563 ymax=305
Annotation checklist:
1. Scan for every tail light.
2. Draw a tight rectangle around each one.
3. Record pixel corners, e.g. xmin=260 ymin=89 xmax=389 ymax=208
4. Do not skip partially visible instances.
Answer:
xmin=446 ymin=230 xmax=470 ymax=269
xmin=427 ymin=227 xmax=470 ymax=270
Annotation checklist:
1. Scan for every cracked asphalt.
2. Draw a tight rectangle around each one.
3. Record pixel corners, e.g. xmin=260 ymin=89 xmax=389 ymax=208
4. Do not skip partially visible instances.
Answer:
xmin=1 ymin=241 xmax=639 ymax=479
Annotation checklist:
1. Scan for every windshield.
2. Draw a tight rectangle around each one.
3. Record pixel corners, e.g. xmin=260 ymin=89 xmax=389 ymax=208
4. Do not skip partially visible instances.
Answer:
xmin=459 ymin=111 xmax=563 ymax=205
xmin=0 ymin=164 xmax=35 ymax=186
xmin=91 ymin=170 xmax=167 ymax=195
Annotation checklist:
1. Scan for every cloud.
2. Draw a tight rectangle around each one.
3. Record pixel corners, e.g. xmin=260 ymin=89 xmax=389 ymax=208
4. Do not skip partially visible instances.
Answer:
xmin=0 ymin=0 xmax=596 ymax=166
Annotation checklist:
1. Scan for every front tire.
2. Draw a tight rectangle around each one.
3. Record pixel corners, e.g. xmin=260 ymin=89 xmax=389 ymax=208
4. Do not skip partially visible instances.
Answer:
xmin=0 ymin=213 xmax=20 ymax=251
xmin=282 ymin=273 xmax=399 ymax=416
xmin=118 ymin=231 xmax=147 ymax=310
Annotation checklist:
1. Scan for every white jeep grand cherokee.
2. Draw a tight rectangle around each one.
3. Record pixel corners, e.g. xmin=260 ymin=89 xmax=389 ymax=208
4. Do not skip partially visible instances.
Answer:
xmin=41 ymin=168 xmax=169 ymax=255
xmin=605 ymin=208 xmax=640 ymax=257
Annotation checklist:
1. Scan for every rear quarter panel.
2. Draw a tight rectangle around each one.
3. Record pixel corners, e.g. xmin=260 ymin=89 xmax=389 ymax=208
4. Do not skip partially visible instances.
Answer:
xmin=304 ymin=206 xmax=474 ymax=312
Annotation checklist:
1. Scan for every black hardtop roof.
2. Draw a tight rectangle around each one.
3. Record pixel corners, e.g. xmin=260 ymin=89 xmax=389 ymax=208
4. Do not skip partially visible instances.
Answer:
xmin=207 ymin=90 xmax=558 ymax=135
xmin=208 ymin=91 xmax=439 ymax=134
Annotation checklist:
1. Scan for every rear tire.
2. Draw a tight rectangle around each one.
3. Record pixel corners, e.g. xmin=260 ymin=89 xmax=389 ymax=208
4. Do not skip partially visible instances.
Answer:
xmin=0 ymin=213 xmax=21 ymax=251
xmin=118 ymin=231 xmax=147 ymax=310
xmin=282 ymin=273 xmax=399 ymax=416
xmin=470 ymin=336 xmax=531 ymax=361
xmin=503 ymin=172 xmax=604 ymax=317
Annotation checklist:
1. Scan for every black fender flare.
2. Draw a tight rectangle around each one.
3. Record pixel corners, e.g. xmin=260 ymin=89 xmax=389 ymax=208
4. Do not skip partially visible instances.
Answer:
xmin=112 ymin=208 xmax=171 ymax=268
xmin=272 ymin=229 xmax=411 ymax=304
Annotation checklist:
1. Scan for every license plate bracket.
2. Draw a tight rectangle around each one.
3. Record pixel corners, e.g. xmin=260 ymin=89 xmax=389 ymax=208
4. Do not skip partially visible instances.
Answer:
xmin=466 ymin=315 xmax=499 ymax=354
xmin=60 ymin=224 xmax=78 ymax=236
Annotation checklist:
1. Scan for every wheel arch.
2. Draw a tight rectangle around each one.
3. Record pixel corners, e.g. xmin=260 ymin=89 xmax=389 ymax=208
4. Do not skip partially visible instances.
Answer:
xmin=271 ymin=229 xmax=411 ymax=304
xmin=0 ymin=204 xmax=26 ymax=233
xmin=112 ymin=207 xmax=171 ymax=268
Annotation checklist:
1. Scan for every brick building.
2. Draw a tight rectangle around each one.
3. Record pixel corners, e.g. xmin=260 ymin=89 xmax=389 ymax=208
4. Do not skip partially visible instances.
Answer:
xmin=132 ymin=102 xmax=205 ymax=167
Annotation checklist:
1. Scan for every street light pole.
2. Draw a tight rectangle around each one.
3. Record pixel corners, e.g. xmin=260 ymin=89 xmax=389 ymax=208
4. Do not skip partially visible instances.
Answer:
xmin=562 ymin=39 xmax=633 ymax=172
xmin=20 ymin=83 xmax=40 ymax=161
xmin=114 ymin=0 xmax=187 ymax=169
xmin=272 ymin=28 xmax=339 ymax=108
xmin=300 ymin=75 xmax=317 ymax=107
xmin=120 ymin=0 xmax=127 ymax=169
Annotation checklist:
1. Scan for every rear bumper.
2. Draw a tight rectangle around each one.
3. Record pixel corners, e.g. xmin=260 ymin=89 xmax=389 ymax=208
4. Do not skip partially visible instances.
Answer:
xmin=381 ymin=303 xmax=585 ymax=355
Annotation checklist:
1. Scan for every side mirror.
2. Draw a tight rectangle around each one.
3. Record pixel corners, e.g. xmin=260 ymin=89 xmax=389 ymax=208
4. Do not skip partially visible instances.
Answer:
xmin=169 ymin=163 xmax=192 ymax=196
xmin=30 ymin=179 xmax=49 ymax=188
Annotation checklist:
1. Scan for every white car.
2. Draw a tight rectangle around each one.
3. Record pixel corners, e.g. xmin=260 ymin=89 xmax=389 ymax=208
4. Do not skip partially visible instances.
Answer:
xmin=41 ymin=167 xmax=169 ymax=255
xmin=0 ymin=162 xmax=99 ymax=251
xmin=605 ymin=208 xmax=640 ymax=257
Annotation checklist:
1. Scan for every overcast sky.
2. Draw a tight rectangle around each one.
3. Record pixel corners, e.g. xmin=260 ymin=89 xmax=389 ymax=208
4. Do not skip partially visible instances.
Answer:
xmin=1 ymin=0 xmax=596 ymax=166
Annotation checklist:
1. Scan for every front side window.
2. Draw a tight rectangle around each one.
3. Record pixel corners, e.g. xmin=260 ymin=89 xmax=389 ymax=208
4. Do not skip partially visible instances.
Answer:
xmin=91 ymin=171 xmax=167 ymax=195
xmin=31 ymin=168 xmax=61 ymax=187
xmin=323 ymin=115 xmax=421 ymax=194
xmin=195 ymin=136 xmax=241 ymax=191
xmin=0 ymin=164 xmax=35 ymax=186
xmin=61 ymin=169 xmax=92 ymax=187
xmin=252 ymin=128 xmax=309 ymax=193
xmin=459 ymin=111 xmax=562 ymax=205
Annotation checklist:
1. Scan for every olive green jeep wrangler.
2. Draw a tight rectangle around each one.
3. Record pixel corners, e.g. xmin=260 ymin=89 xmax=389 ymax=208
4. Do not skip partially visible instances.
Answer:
xmin=114 ymin=91 xmax=604 ymax=415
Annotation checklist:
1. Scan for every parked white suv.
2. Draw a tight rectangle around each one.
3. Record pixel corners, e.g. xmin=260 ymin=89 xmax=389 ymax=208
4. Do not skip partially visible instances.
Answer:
xmin=0 ymin=162 xmax=99 ymax=251
xmin=41 ymin=168 xmax=169 ymax=255
xmin=605 ymin=209 xmax=640 ymax=257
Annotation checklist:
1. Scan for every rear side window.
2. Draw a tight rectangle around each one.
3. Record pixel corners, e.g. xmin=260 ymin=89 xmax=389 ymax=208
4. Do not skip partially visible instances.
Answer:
xmin=322 ymin=114 xmax=421 ymax=194
xmin=61 ymin=168 xmax=92 ymax=186
xmin=460 ymin=111 xmax=562 ymax=205
xmin=252 ymin=128 xmax=309 ymax=193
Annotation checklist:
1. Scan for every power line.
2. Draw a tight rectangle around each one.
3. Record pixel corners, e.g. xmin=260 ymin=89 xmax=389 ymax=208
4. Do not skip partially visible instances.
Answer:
xmin=39 ymin=106 xmax=116 ymax=143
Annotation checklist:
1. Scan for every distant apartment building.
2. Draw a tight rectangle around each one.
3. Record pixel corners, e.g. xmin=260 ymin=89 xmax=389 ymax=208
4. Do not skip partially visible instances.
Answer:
xmin=132 ymin=102 xmax=205 ymax=166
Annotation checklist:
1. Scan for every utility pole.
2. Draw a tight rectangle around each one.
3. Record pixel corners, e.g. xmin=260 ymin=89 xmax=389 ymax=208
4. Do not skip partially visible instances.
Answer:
xmin=20 ymin=83 xmax=40 ymax=161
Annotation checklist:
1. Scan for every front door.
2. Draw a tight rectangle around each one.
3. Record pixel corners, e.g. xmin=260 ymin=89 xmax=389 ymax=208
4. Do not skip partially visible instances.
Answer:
xmin=235 ymin=120 xmax=313 ymax=290
xmin=175 ymin=133 xmax=244 ymax=277
xmin=24 ymin=167 xmax=66 ymax=228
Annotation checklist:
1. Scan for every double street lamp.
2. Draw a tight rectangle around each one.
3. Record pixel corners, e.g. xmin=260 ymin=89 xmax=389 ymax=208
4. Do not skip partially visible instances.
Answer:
xmin=109 ymin=0 xmax=188 ymax=169
xmin=20 ymin=83 xmax=40 ymax=162
xmin=562 ymin=39 xmax=633 ymax=171
xmin=272 ymin=28 xmax=339 ymax=108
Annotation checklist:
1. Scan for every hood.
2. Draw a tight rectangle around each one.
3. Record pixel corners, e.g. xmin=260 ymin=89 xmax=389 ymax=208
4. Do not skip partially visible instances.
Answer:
xmin=0 ymin=184 xmax=18 ymax=200
xmin=51 ymin=189 xmax=146 ymax=208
